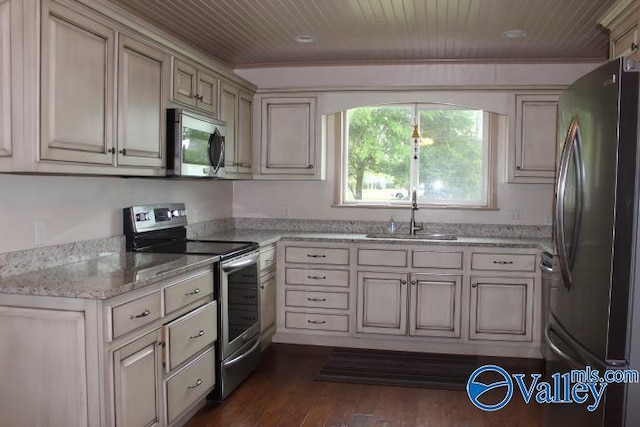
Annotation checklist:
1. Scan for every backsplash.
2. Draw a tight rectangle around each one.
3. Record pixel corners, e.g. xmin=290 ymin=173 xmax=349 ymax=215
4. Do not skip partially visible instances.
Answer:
xmin=233 ymin=218 xmax=552 ymax=239
xmin=0 ymin=217 xmax=550 ymax=278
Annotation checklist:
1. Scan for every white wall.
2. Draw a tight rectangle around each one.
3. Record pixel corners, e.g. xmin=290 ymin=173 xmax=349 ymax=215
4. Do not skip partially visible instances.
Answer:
xmin=0 ymin=174 xmax=232 ymax=253
xmin=233 ymin=62 xmax=601 ymax=226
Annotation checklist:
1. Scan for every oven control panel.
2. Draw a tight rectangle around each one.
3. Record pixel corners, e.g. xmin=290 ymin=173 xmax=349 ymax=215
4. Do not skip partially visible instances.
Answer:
xmin=124 ymin=203 xmax=188 ymax=233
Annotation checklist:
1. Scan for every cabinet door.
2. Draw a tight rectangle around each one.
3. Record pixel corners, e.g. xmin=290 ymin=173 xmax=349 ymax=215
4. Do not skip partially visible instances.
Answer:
xmin=117 ymin=35 xmax=165 ymax=168
xmin=0 ymin=0 xmax=11 ymax=159
xmin=356 ymin=271 xmax=407 ymax=335
xmin=260 ymin=270 xmax=276 ymax=338
xmin=40 ymin=1 xmax=114 ymax=165
xmin=195 ymin=68 xmax=217 ymax=114
xmin=219 ymin=81 xmax=237 ymax=170
xmin=0 ymin=307 xmax=89 ymax=427
xmin=113 ymin=329 xmax=163 ymax=427
xmin=469 ymin=276 xmax=534 ymax=342
xmin=260 ymin=97 xmax=317 ymax=176
xmin=609 ymin=7 xmax=640 ymax=61
xmin=172 ymin=58 xmax=196 ymax=107
xmin=409 ymin=274 xmax=462 ymax=338
xmin=236 ymin=90 xmax=253 ymax=175
xmin=508 ymin=93 xmax=559 ymax=183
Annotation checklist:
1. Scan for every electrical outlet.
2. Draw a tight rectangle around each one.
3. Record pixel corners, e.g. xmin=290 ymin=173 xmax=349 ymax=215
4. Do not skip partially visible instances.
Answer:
xmin=509 ymin=210 xmax=523 ymax=221
xmin=35 ymin=221 xmax=47 ymax=245
xmin=283 ymin=205 xmax=291 ymax=218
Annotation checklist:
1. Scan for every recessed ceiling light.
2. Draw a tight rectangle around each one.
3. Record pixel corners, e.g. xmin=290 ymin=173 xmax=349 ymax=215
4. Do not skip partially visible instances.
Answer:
xmin=501 ymin=29 xmax=529 ymax=39
xmin=293 ymin=34 xmax=317 ymax=43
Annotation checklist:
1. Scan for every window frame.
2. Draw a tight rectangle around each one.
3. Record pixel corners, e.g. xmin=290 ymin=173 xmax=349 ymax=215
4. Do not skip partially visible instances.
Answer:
xmin=334 ymin=102 xmax=498 ymax=210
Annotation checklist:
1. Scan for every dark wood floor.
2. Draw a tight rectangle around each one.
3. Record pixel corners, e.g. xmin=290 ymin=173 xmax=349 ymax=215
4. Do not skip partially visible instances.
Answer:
xmin=185 ymin=344 xmax=543 ymax=427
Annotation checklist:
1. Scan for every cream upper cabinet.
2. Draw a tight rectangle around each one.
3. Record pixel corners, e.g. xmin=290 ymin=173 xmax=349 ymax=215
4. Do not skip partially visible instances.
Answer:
xmin=40 ymin=0 xmax=115 ymax=165
xmin=259 ymin=96 xmax=323 ymax=179
xmin=0 ymin=0 xmax=14 ymax=162
xmin=507 ymin=93 xmax=560 ymax=183
xmin=600 ymin=0 xmax=640 ymax=61
xmin=219 ymin=81 xmax=253 ymax=177
xmin=113 ymin=329 xmax=163 ymax=427
xmin=117 ymin=34 xmax=167 ymax=168
xmin=172 ymin=57 xmax=218 ymax=115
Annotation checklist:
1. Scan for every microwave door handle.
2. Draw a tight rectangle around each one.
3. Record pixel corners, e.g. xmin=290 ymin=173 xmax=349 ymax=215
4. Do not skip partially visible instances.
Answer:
xmin=207 ymin=131 xmax=224 ymax=174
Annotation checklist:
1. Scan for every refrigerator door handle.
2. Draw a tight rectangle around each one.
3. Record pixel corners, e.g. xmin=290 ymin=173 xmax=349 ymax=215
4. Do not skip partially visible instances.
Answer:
xmin=545 ymin=323 xmax=585 ymax=370
xmin=554 ymin=117 xmax=585 ymax=291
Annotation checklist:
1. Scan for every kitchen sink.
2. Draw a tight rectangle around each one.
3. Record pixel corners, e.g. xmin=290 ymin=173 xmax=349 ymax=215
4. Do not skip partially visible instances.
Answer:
xmin=365 ymin=233 xmax=458 ymax=240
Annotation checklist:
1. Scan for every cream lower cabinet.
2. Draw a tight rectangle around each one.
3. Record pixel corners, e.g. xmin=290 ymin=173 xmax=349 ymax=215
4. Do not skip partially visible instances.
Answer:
xmin=259 ymin=244 xmax=277 ymax=347
xmin=113 ymin=329 xmax=163 ymax=427
xmin=356 ymin=249 xmax=462 ymax=338
xmin=0 ymin=304 xmax=98 ymax=427
xmin=469 ymin=250 xmax=538 ymax=342
xmin=277 ymin=241 xmax=351 ymax=335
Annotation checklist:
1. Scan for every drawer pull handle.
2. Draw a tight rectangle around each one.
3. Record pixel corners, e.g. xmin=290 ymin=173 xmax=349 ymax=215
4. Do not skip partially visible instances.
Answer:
xmin=189 ymin=330 xmax=205 ymax=339
xmin=307 ymin=320 xmax=326 ymax=325
xmin=307 ymin=254 xmax=326 ymax=258
xmin=265 ymin=257 xmax=274 ymax=263
xmin=187 ymin=378 xmax=203 ymax=389
xmin=307 ymin=297 xmax=326 ymax=302
xmin=307 ymin=275 xmax=326 ymax=280
xmin=242 ymin=295 xmax=257 ymax=299
xmin=493 ymin=261 xmax=514 ymax=265
xmin=130 ymin=309 xmax=150 ymax=319
xmin=185 ymin=288 xmax=200 ymax=296
xmin=242 ymin=316 xmax=257 ymax=321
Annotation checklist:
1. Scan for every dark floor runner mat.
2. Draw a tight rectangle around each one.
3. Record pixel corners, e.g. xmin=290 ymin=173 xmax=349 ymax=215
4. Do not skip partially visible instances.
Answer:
xmin=315 ymin=347 xmax=480 ymax=391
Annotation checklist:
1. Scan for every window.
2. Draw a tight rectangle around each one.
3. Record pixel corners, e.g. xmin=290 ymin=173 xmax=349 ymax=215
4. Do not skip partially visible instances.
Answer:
xmin=340 ymin=103 xmax=496 ymax=208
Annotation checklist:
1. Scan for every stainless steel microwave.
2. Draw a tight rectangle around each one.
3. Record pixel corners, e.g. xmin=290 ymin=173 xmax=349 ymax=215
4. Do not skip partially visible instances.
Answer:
xmin=166 ymin=108 xmax=226 ymax=178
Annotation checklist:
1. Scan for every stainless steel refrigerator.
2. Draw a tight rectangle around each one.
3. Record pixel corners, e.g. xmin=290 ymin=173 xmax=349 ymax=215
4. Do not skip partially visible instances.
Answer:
xmin=545 ymin=58 xmax=640 ymax=426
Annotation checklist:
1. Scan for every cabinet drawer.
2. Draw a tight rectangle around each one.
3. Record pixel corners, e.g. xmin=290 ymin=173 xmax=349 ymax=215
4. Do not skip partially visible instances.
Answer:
xmin=471 ymin=253 xmax=536 ymax=272
xmin=412 ymin=250 xmax=463 ymax=269
xmin=165 ymin=301 xmax=217 ymax=371
xmin=285 ymin=312 xmax=348 ymax=332
xmin=112 ymin=291 xmax=162 ymax=338
xmin=285 ymin=267 xmax=349 ymax=287
xmin=165 ymin=347 xmax=215 ymax=425
xmin=260 ymin=245 xmax=276 ymax=272
xmin=285 ymin=246 xmax=349 ymax=265
xmin=357 ymin=248 xmax=407 ymax=267
xmin=285 ymin=290 xmax=349 ymax=310
xmin=164 ymin=271 xmax=214 ymax=314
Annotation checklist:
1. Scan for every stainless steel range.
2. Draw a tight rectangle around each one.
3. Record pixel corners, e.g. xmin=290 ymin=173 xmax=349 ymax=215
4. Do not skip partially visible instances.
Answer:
xmin=123 ymin=203 xmax=261 ymax=400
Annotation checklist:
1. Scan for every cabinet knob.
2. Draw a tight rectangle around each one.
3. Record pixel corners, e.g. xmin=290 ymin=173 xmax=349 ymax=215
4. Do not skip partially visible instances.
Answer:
xmin=107 ymin=147 xmax=116 ymax=154
xmin=472 ymin=283 xmax=477 ymax=288
xmin=259 ymin=284 xmax=265 ymax=289
xmin=307 ymin=164 xmax=314 ymax=169
xmin=119 ymin=149 xmax=127 ymax=155
xmin=516 ymin=166 xmax=521 ymax=171
xmin=632 ymin=42 xmax=640 ymax=51
xmin=411 ymin=280 xmax=417 ymax=286
xmin=194 ymin=94 xmax=203 ymax=101
xmin=401 ymin=279 xmax=407 ymax=285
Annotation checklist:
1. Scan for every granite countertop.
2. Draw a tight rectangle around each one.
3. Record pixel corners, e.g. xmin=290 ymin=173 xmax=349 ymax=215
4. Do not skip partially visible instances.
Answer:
xmin=0 ymin=230 xmax=552 ymax=300
xmin=0 ymin=252 xmax=218 ymax=299
xmin=200 ymin=229 xmax=552 ymax=250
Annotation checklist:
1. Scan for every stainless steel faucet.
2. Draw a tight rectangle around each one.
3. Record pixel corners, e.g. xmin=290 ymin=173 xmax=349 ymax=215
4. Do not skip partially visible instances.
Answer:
xmin=409 ymin=189 xmax=423 ymax=235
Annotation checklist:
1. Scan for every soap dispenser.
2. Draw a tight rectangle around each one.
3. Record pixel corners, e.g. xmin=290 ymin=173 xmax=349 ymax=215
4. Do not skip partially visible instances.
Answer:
xmin=387 ymin=217 xmax=397 ymax=234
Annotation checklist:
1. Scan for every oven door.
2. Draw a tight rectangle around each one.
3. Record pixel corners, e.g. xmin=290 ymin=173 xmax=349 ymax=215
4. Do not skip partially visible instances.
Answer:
xmin=220 ymin=251 xmax=260 ymax=360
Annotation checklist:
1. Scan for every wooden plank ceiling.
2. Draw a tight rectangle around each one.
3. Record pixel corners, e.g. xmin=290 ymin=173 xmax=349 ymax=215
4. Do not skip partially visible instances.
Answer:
xmin=109 ymin=0 xmax=618 ymax=68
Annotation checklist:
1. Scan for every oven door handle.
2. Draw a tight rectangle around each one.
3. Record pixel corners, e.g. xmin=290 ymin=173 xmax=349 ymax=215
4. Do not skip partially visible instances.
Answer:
xmin=222 ymin=338 xmax=261 ymax=369
xmin=222 ymin=255 xmax=258 ymax=272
